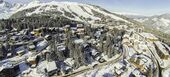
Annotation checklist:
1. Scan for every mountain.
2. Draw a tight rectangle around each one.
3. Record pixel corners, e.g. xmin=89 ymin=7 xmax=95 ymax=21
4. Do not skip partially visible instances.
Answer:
xmin=1 ymin=1 xmax=170 ymax=77
xmin=8 ymin=1 xmax=170 ymax=42
xmin=133 ymin=13 xmax=170 ymax=34
xmin=0 ymin=0 xmax=23 ymax=19
xmin=11 ymin=1 xmax=129 ymax=24
xmin=114 ymin=12 xmax=148 ymax=19
xmin=0 ymin=0 xmax=12 ymax=19
xmin=0 ymin=0 xmax=12 ymax=9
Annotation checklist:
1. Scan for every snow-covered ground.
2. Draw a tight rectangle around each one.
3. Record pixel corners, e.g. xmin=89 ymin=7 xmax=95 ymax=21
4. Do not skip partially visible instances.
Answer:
xmin=134 ymin=14 xmax=170 ymax=34
xmin=69 ymin=26 xmax=169 ymax=77
xmin=11 ymin=1 xmax=130 ymax=23
xmin=0 ymin=0 xmax=23 ymax=19
xmin=1 ymin=1 xmax=170 ymax=77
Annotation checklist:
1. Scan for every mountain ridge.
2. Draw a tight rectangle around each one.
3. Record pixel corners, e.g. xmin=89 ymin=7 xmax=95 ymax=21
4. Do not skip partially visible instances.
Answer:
xmin=10 ymin=1 xmax=130 ymax=24
xmin=0 ymin=0 xmax=23 ymax=19
xmin=133 ymin=13 xmax=170 ymax=34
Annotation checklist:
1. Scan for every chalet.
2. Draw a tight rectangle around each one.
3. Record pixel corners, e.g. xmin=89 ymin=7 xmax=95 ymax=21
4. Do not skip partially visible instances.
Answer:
xmin=58 ymin=27 xmax=65 ymax=33
xmin=137 ymin=28 xmax=143 ymax=33
xmin=94 ymin=31 xmax=102 ymax=39
xmin=17 ymin=50 xmax=25 ymax=56
xmin=131 ymin=69 xmax=142 ymax=77
xmin=114 ymin=62 xmax=125 ymax=75
xmin=84 ymin=35 xmax=91 ymax=41
xmin=120 ymin=25 xmax=128 ymax=30
xmin=64 ymin=25 xmax=71 ymax=33
xmin=28 ymin=44 xmax=36 ymax=51
xmin=129 ymin=55 xmax=150 ymax=73
xmin=7 ymin=53 xmax=12 ymax=58
xmin=122 ymin=36 xmax=130 ymax=45
xmin=36 ymin=40 xmax=48 ymax=51
xmin=90 ymin=48 xmax=100 ymax=60
xmin=70 ymin=23 xmax=77 ymax=31
xmin=133 ymin=40 xmax=140 ymax=49
xmin=46 ymin=61 xmax=58 ymax=76
xmin=27 ymin=55 xmax=40 ymax=68
xmin=140 ymin=33 xmax=159 ymax=42
xmin=64 ymin=58 xmax=75 ymax=68
xmin=0 ymin=44 xmax=7 ymax=59
xmin=0 ymin=30 xmax=6 ymax=35
xmin=133 ymin=34 xmax=140 ymax=41
xmin=0 ymin=35 xmax=7 ymax=42
xmin=65 ymin=25 xmax=70 ymax=28
xmin=56 ymin=45 xmax=68 ymax=61
xmin=76 ymin=28 xmax=85 ymax=35
xmin=123 ymin=34 xmax=129 ymax=39
xmin=14 ymin=45 xmax=27 ymax=56
xmin=0 ymin=62 xmax=20 ymax=77
xmin=42 ymin=49 xmax=51 ymax=62
xmin=59 ymin=63 xmax=72 ymax=75
xmin=82 ymin=43 xmax=90 ymax=49
xmin=129 ymin=38 xmax=135 ymax=46
xmin=77 ymin=24 xmax=84 ymax=28
xmin=154 ymin=41 xmax=169 ymax=60
xmin=33 ymin=37 xmax=44 ymax=44
xmin=45 ymin=35 xmax=52 ymax=41
xmin=95 ymin=56 xmax=106 ymax=63
xmin=74 ymin=39 xmax=84 ymax=44
xmin=31 ymin=29 xmax=42 ymax=37
xmin=20 ymin=29 xmax=29 ymax=35
xmin=10 ymin=35 xmax=19 ymax=41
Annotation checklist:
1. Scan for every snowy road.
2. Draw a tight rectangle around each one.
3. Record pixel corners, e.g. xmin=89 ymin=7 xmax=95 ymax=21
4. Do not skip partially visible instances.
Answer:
xmin=137 ymin=32 xmax=160 ymax=77
xmin=54 ymin=51 xmax=124 ymax=77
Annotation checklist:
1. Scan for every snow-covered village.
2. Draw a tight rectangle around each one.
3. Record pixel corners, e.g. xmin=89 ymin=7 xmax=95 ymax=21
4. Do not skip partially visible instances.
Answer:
xmin=0 ymin=0 xmax=170 ymax=77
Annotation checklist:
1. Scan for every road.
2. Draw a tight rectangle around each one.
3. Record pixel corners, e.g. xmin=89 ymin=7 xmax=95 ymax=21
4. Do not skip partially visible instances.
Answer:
xmin=54 ymin=51 xmax=124 ymax=77
xmin=137 ymin=32 xmax=160 ymax=77
xmin=54 ymin=32 xmax=161 ymax=77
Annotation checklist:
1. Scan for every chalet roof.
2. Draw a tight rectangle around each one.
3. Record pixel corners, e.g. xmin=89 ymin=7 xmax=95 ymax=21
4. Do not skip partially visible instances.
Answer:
xmin=46 ymin=61 xmax=58 ymax=72
xmin=0 ymin=61 xmax=19 ymax=72
xmin=140 ymin=33 xmax=158 ymax=40
xmin=74 ymin=39 xmax=84 ymax=44
xmin=57 ymin=45 xmax=66 ymax=51
xmin=36 ymin=40 xmax=48 ymax=51
xmin=33 ymin=37 xmax=44 ymax=43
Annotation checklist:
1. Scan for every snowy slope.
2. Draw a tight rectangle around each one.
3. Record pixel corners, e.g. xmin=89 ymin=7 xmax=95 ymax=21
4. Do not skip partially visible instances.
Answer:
xmin=0 ymin=0 xmax=23 ymax=19
xmin=134 ymin=13 xmax=170 ymax=34
xmin=114 ymin=12 xmax=148 ymax=19
xmin=11 ymin=1 xmax=129 ymax=23
xmin=0 ymin=0 xmax=12 ymax=19
xmin=76 ymin=30 xmax=170 ymax=77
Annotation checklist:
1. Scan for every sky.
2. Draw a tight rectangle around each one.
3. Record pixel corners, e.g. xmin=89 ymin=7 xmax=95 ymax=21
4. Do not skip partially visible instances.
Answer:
xmin=5 ymin=0 xmax=170 ymax=16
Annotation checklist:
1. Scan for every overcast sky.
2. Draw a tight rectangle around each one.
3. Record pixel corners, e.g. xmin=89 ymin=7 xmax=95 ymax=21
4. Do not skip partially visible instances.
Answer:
xmin=5 ymin=0 xmax=170 ymax=16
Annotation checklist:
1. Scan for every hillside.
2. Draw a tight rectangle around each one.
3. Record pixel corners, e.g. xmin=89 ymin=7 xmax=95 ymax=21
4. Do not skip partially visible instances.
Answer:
xmin=114 ymin=13 xmax=170 ymax=44
xmin=0 ymin=1 xmax=170 ymax=77
xmin=134 ymin=13 xmax=170 ymax=34
xmin=0 ymin=0 xmax=23 ymax=19
xmin=11 ymin=1 xmax=129 ymax=24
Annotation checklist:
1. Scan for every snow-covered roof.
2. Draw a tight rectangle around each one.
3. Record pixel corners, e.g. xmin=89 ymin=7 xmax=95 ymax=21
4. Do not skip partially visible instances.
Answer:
xmin=123 ymin=34 xmax=129 ymax=38
xmin=154 ymin=41 xmax=169 ymax=55
xmin=91 ymin=49 xmax=98 ymax=56
xmin=0 ymin=61 xmax=13 ymax=71
xmin=140 ymin=33 xmax=158 ymax=40
xmin=57 ymin=45 xmax=66 ymax=51
xmin=64 ymin=58 xmax=74 ymax=66
xmin=74 ymin=39 xmax=84 ymax=44
xmin=36 ymin=40 xmax=48 ymax=51
xmin=27 ymin=54 xmax=37 ymax=61
xmin=46 ymin=61 xmax=57 ymax=72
